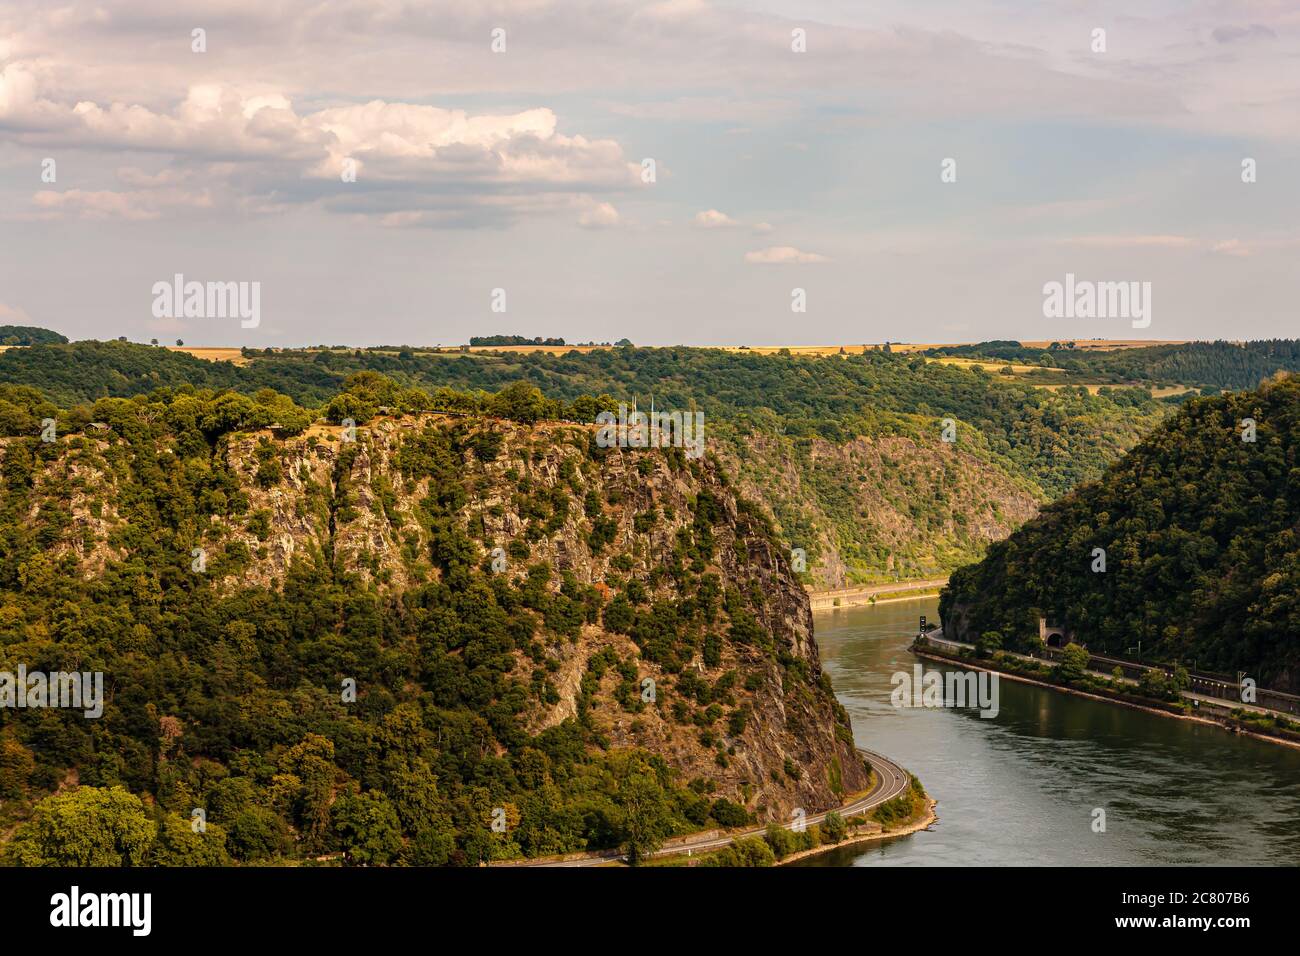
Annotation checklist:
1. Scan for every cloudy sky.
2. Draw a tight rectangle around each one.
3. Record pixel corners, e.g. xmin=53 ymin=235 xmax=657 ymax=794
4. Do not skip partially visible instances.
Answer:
xmin=1 ymin=0 xmax=1298 ymax=347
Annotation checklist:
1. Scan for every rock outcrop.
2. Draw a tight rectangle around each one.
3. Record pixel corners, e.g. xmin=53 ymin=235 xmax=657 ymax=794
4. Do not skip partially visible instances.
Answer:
xmin=2 ymin=413 xmax=869 ymax=819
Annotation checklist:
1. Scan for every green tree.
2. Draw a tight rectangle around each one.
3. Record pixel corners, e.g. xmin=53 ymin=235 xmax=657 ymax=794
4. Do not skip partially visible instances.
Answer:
xmin=272 ymin=734 xmax=341 ymax=848
xmin=226 ymin=808 xmax=291 ymax=862
xmin=326 ymin=391 xmax=376 ymax=425
xmin=1055 ymin=643 xmax=1089 ymax=683
xmin=332 ymin=790 xmax=403 ymax=865
xmin=763 ymin=823 xmax=799 ymax=860
xmin=975 ymin=631 xmax=1003 ymax=658
xmin=617 ymin=772 xmax=674 ymax=866
xmin=709 ymin=798 xmax=750 ymax=828
xmin=152 ymin=815 xmax=232 ymax=866
xmin=730 ymin=835 xmax=776 ymax=866
xmin=5 ymin=787 xmax=154 ymax=866
xmin=1138 ymin=668 xmax=1171 ymax=700
xmin=407 ymin=820 xmax=457 ymax=866
xmin=821 ymin=810 xmax=847 ymax=844
xmin=0 ymin=735 xmax=36 ymax=797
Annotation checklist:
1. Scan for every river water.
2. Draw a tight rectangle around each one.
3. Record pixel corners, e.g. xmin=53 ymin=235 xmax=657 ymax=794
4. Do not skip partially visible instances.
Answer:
xmin=793 ymin=597 xmax=1300 ymax=866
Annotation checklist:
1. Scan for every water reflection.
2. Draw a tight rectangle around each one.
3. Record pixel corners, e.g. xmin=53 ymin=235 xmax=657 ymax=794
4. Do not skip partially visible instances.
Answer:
xmin=793 ymin=598 xmax=1300 ymax=867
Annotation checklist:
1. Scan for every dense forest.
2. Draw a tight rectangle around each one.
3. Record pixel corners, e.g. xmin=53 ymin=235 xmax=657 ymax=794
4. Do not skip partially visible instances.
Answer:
xmin=0 ymin=339 xmax=1164 ymax=495
xmin=0 ymin=373 xmax=868 ymax=865
xmin=0 ymin=326 xmax=67 ymax=347
xmin=942 ymin=373 xmax=1300 ymax=692
xmin=0 ymin=339 xmax=1170 ymax=584
xmin=924 ymin=339 xmax=1300 ymax=392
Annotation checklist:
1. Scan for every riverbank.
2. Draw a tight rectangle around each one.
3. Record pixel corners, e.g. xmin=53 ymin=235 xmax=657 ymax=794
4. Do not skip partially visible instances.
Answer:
xmin=844 ymin=590 xmax=940 ymax=609
xmin=776 ymin=799 xmax=938 ymax=866
xmin=808 ymin=578 xmax=948 ymax=611
xmin=914 ymin=644 xmax=1300 ymax=752
xmin=493 ymin=748 xmax=923 ymax=866
xmin=811 ymin=597 xmax=1300 ymax=865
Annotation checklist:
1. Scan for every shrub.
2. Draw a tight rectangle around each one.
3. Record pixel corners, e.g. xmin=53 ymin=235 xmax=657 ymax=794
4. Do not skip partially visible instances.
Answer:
xmin=226 ymin=807 xmax=291 ymax=862
xmin=709 ymin=798 xmax=750 ymax=828
xmin=821 ymin=810 xmax=847 ymax=844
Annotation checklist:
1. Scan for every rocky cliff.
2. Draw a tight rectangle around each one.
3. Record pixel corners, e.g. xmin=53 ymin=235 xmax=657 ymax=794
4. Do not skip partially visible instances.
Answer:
xmin=717 ymin=428 xmax=1043 ymax=590
xmin=1 ymin=412 xmax=869 ymax=820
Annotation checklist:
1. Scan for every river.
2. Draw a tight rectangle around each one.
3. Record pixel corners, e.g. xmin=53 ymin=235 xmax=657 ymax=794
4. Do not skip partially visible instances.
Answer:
xmin=792 ymin=597 xmax=1300 ymax=866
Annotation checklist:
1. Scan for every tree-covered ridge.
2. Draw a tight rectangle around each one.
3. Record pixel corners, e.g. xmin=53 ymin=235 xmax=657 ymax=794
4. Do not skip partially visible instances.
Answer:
xmin=0 ymin=378 xmax=866 ymax=865
xmin=245 ymin=345 xmax=1163 ymax=494
xmin=0 ymin=340 xmax=1169 ymax=584
xmin=941 ymin=373 xmax=1300 ymax=692
xmin=249 ymin=346 xmax=1167 ymax=582
xmin=0 ymin=341 xmax=1165 ymax=493
xmin=713 ymin=427 xmax=1041 ymax=584
xmin=0 ymin=341 xmax=252 ymax=407
xmin=925 ymin=339 xmax=1300 ymax=392
xmin=0 ymin=326 xmax=67 ymax=346
xmin=469 ymin=335 xmax=566 ymax=346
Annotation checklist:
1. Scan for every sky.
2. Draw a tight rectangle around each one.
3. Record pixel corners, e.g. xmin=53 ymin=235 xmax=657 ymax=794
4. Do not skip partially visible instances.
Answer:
xmin=1 ymin=0 xmax=1298 ymax=347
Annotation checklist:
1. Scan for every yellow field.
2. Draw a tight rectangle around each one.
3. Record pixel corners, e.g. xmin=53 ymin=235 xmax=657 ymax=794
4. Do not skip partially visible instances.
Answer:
xmin=167 ymin=346 xmax=251 ymax=366
xmin=933 ymin=357 xmax=1053 ymax=374
xmin=1020 ymin=339 xmax=1190 ymax=352
xmin=1037 ymin=383 xmax=1194 ymax=397
xmin=0 ymin=339 xmax=1189 ymax=363
xmin=714 ymin=338 xmax=1189 ymax=356
xmin=0 ymin=339 xmax=1197 ymax=367
xmin=0 ymin=340 xmax=1207 ymax=400
xmin=160 ymin=341 xmax=1187 ymax=400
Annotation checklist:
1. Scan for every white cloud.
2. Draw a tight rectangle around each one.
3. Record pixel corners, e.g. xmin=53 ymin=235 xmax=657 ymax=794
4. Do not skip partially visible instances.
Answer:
xmin=1 ymin=73 xmax=642 ymax=226
xmin=577 ymin=200 xmax=623 ymax=229
xmin=744 ymin=245 xmax=828 ymax=264
xmin=692 ymin=209 xmax=739 ymax=229
xmin=1057 ymin=235 xmax=1199 ymax=249
xmin=30 ymin=187 xmax=214 ymax=220
xmin=1210 ymin=239 xmax=1252 ymax=258
xmin=6 ymin=0 xmax=1293 ymax=141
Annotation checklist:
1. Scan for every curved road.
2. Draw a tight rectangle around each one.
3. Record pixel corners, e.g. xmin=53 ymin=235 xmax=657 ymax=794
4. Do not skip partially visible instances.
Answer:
xmin=500 ymin=748 xmax=911 ymax=867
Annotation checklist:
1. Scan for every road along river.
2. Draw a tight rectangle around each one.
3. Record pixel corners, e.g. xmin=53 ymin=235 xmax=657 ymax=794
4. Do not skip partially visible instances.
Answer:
xmin=793 ymin=597 xmax=1300 ymax=866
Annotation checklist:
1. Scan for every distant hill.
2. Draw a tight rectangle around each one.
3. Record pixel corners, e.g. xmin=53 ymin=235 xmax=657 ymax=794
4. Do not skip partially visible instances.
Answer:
xmin=0 ymin=340 xmax=1170 ymax=586
xmin=0 ymin=340 xmax=248 ymax=405
xmin=0 ymin=325 xmax=67 ymax=346
xmin=942 ymin=373 xmax=1300 ymax=691
xmin=925 ymin=339 xmax=1300 ymax=391
xmin=470 ymin=335 xmax=566 ymax=346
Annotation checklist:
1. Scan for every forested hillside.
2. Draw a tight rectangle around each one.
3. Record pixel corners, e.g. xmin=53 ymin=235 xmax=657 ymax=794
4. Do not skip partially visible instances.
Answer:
xmin=925 ymin=339 xmax=1300 ymax=392
xmin=0 ymin=375 xmax=868 ymax=865
xmin=0 ymin=326 xmax=67 ymax=346
xmin=0 ymin=339 xmax=1169 ymax=585
xmin=942 ymin=373 xmax=1300 ymax=692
